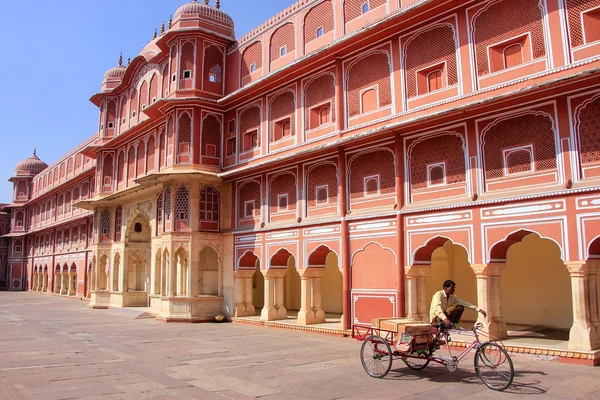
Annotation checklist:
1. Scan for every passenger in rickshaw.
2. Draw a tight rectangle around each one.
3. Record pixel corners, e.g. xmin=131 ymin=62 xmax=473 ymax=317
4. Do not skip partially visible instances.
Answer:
xmin=430 ymin=280 xmax=487 ymax=329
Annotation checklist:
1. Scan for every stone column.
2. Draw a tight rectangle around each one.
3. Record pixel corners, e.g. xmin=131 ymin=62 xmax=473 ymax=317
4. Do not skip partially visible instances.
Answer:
xmin=233 ymin=270 xmax=255 ymax=317
xmin=275 ymin=274 xmax=287 ymax=318
xmin=471 ymin=263 xmax=507 ymax=340
xmin=566 ymin=261 xmax=600 ymax=351
xmin=405 ymin=266 xmax=428 ymax=321
xmin=67 ymin=273 xmax=75 ymax=296
xmin=312 ymin=272 xmax=325 ymax=322
xmin=297 ymin=269 xmax=326 ymax=325
xmin=176 ymin=256 xmax=183 ymax=296
xmin=260 ymin=269 xmax=287 ymax=321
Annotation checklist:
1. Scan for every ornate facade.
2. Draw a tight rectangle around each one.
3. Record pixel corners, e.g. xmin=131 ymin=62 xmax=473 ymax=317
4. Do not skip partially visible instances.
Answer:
xmin=4 ymin=0 xmax=600 ymax=353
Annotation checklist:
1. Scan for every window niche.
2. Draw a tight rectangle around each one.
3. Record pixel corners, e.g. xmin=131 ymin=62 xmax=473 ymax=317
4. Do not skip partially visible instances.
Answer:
xmin=309 ymin=103 xmax=331 ymax=130
xmin=489 ymin=34 xmax=529 ymax=73
xmin=243 ymin=130 xmax=259 ymax=152
xmin=273 ymin=118 xmax=292 ymax=141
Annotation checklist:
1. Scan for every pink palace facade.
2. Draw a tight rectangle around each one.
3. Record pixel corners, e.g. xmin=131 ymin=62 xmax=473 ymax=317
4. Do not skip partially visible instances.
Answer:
xmin=3 ymin=0 xmax=600 ymax=357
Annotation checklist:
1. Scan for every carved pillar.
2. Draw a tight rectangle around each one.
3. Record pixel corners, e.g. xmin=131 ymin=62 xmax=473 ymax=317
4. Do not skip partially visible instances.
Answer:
xmin=298 ymin=269 xmax=326 ymax=325
xmin=471 ymin=263 xmax=507 ymax=340
xmin=234 ymin=270 xmax=255 ymax=317
xmin=260 ymin=269 xmax=287 ymax=321
xmin=42 ymin=273 xmax=48 ymax=292
xmin=405 ymin=266 xmax=428 ymax=321
xmin=566 ymin=261 xmax=600 ymax=351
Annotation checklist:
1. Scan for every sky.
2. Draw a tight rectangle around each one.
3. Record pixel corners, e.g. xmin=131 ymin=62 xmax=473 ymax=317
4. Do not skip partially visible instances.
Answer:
xmin=0 ymin=0 xmax=296 ymax=204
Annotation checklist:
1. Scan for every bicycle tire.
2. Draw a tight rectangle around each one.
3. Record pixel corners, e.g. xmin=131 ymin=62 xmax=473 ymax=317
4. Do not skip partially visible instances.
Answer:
xmin=474 ymin=342 xmax=514 ymax=391
xmin=360 ymin=335 xmax=393 ymax=378
xmin=402 ymin=354 xmax=430 ymax=370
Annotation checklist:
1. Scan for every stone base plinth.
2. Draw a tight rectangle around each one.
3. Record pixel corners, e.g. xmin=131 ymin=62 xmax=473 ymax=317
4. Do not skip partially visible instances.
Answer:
xmin=88 ymin=290 xmax=111 ymax=309
xmin=153 ymin=295 xmax=224 ymax=323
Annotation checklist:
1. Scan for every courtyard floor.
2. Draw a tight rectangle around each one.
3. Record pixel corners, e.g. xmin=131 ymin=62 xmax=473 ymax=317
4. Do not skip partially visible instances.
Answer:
xmin=1 ymin=292 xmax=600 ymax=400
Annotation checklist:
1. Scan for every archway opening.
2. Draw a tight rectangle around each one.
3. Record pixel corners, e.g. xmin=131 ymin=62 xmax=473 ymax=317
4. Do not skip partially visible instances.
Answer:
xmin=161 ymin=249 xmax=169 ymax=296
xmin=501 ymin=233 xmax=572 ymax=340
xmin=98 ymin=256 xmax=108 ymax=291
xmin=154 ymin=250 xmax=161 ymax=295
xmin=69 ymin=263 xmax=77 ymax=295
xmin=54 ymin=265 xmax=61 ymax=294
xmin=198 ymin=246 xmax=219 ymax=296
xmin=252 ymin=259 xmax=264 ymax=313
xmin=173 ymin=247 xmax=188 ymax=296
xmin=322 ymin=252 xmax=343 ymax=315
xmin=282 ymin=255 xmax=300 ymax=314
xmin=127 ymin=251 xmax=147 ymax=292
xmin=425 ymin=241 xmax=477 ymax=324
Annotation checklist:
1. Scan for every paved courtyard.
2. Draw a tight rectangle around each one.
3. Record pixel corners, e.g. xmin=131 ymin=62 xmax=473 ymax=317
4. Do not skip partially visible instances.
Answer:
xmin=1 ymin=293 xmax=600 ymax=400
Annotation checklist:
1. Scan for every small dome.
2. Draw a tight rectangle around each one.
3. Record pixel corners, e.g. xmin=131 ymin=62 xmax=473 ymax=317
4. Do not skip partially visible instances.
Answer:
xmin=174 ymin=0 xmax=234 ymax=30
xmin=104 ymin=65 xmax=126 ymax=80
xmin=15 ymin=150 xmax=48 ymax=176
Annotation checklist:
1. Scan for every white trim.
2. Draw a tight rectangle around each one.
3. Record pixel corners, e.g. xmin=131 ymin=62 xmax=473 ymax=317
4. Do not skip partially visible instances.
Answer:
xmin=426 ymin=162 xmax=447 ymax=187
xmin=503 ymin=144 xmax=534 ymax=176
xmin=363 ymin=174 xmax=380 ymax=196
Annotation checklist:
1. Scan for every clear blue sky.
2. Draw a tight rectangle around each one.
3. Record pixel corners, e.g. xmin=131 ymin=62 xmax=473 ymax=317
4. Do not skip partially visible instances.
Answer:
xmin=0 ymin=0 xmax=295 ymax=204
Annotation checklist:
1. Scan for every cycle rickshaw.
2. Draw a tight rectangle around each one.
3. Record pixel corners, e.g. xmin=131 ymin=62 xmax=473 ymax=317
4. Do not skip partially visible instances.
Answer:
xmin=353 ymin=321 xmax=514 ymax=391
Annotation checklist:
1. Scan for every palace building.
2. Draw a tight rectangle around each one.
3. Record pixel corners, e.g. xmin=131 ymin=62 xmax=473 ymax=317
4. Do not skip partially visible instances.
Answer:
xmin=3 ymin=0 xmax=600 ymax=357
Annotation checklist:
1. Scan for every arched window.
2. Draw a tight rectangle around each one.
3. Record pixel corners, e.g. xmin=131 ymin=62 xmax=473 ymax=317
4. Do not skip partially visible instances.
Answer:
xmin=319 ymin=106 xmax=330 ymax=125
xmin=130 ymin=89 xmax=138 ymax=120
xmin=157 ymin=193 xmax=164 ymax=234
xmin=282 ymin=120 xmax=291 ymax=137
xmin=174 ymin=186 xmax=189 ymax=231
xmin=147 ymin=136 xmax=156 ymax=173
xmin=503 ymin=43 xmax=523 ymax=69
xmin=15 ymin=210 xmax=24 ymax=228
xmin=64 ymin=192 xmax=72 ymax=214
xmin=103 ymin=154 xmax=114 ymax=193
xmin=428 ymin=164 xmax=445 ymax=186
xmin=120 ymin=94 xmax=128 ymax=125
xmin=177 ymin=113 xmax=192 ymax=163
xmin=100 ymin=209 xmax=111 ymax=242
xmin=115 ymin=206 xmax=122 ymax=242
xmin=204 ymin=45 xmax=224 ymax=85
xmin=164 ymin=187 xmax=172 ymax=231
xmin=180 ymin=42 xmax=195 ymax=86
xmin=127 ymin=147 xmax=135 ymax=185
xmin=361 ymin=88 xmax=377 ymax=114
xmin=427 ymin=70 xmax=443 ymax=92
xmin=117 ymin=151 xmax=125 ymax=190
xmin=364 ymin=176 xmax=380 ymax=196
xmin=200 ymin=186 xmax=220 ymax=231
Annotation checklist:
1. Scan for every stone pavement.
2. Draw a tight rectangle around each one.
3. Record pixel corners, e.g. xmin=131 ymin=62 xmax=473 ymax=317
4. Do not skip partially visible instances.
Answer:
xmin=1 ymin=292 xmax=600 ymax=400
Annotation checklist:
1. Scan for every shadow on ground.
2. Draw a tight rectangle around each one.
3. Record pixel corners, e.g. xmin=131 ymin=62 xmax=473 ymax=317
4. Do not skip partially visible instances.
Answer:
xmin=384 ymin=364 xmax=548 ymax=394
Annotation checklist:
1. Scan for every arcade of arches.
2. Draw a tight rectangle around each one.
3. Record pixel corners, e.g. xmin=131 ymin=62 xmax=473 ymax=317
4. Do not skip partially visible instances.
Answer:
xmin=405 ymin=232 xmax=600 ymax=351
xmin=234 ymin=246 xmax=343 ymax=326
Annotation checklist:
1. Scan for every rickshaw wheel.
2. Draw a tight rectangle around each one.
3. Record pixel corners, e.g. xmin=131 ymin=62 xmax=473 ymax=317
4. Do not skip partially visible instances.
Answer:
xmin=360 ymin=335 xmax=393 ymax=378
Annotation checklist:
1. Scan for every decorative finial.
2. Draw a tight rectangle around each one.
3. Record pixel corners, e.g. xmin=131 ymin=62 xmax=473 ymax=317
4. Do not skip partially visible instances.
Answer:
xmin=127 ymin=57 xmax=131 ymax=66
xmin=153 ymin=29 xmax=157 ymax=39
xmin=204 ymin=0 xmax=209 ymax=4
xmin=33 ymin=148 xmax=37 ymax=156
xmin=160 ymin=21 xmax=165 ymax=33
xmin=118 ymin=52 xmax=123 ymax=66
xmin=216 ymin=0 xmax=220 ymax=8
xmin=168 ymin=15 xmax=172 ymax=29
